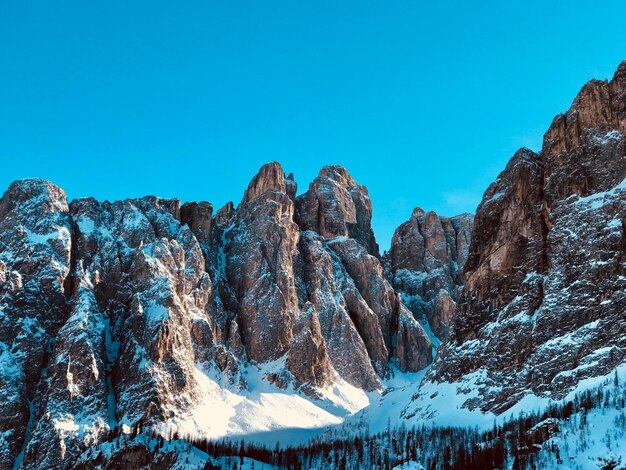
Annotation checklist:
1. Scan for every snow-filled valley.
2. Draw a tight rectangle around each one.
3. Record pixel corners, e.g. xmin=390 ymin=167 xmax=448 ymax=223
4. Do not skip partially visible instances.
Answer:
xmin=75 ymin=364 xmax=626 ymax=469
xmin=152 ymin=359 xmax=371 ymax=446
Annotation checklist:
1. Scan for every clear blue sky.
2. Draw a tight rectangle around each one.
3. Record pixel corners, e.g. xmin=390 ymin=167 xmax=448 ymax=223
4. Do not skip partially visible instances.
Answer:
xmin=1 ymin=1 xmax=625 ymax=249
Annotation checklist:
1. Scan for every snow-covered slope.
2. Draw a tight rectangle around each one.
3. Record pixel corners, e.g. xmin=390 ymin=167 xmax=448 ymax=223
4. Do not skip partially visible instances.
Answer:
xmin=152 ymin=359 xmax=370 ymax=445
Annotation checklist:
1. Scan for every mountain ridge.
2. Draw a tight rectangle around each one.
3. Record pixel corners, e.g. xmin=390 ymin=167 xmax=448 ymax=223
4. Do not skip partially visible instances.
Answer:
xmin=0 ymin=161 xmax=460 ymax=469
xmin=0 ymin=60 xmax=625 ymax=469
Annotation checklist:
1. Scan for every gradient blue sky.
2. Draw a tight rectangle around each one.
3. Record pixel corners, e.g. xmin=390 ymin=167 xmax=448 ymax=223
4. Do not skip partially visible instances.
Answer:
xmin=1 ymin=1 xmax=626 ymax=248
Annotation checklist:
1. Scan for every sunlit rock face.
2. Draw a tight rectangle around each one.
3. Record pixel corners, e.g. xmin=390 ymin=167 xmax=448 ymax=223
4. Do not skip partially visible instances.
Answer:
xmin=425 ymin=60 xmax=626 ymax=415
xmin=6 ymin=62 xmax=625 ymax=467
xmin=0 ymin=64 xmax=626 ymax=469
xmin=296 ymin=165 xmax=379 ymax=256
xmin=225 ymin=162 xmax=301 ymax=364
xmin=0 ymin=161 xmax=436 ymax=468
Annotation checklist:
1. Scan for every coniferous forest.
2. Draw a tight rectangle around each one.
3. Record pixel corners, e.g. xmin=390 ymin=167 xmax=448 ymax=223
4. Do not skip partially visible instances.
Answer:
xmin=86 ymin=374 xmax=624 ymax=470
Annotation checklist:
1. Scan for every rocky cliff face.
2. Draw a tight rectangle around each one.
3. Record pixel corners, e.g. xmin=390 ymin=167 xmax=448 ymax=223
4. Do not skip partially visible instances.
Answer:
xmin=385 ymin=209 xmax=473 ymax=339
xmin=0 ymin=180 xmax=72 ymax=469
xmin=297 ymin=165 xmax=379 ymax=256
xmin=19 ymin=195 xmax=222 ymax=469
xmin=226 ymin=162 xmax=300 ymax=364
xmin=0 ymin=163 xmax=435 ymax=469
xmin=424 ymin=60 xmax=626 ymax=415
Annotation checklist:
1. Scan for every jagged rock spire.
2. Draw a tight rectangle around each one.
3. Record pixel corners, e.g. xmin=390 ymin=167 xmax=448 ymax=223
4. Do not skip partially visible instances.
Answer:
xmin=296 ymin=165 xmax=379 ymax=256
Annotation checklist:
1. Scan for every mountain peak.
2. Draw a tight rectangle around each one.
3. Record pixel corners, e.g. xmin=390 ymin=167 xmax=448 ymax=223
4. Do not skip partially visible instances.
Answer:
xmin=543 ymin=61 xmax=626 ymax=157
xmin=296 ymin=164 xmax=378 ymax=255
xmin=241 ymin=161 xmax=288 ymax=204
xmin=317 ymin=165 xmax=358 ymax=186
xmin=612 ymin=59 xmax=626 ymax=83
xmin=411 ymin=207 xmax=426 ymax=218
xmin=1 ymin=178 xmax=68 ymax=216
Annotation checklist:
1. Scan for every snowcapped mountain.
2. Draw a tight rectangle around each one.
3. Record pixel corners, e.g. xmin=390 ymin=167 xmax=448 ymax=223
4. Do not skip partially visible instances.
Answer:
xmin=418 ymin=59 xmax=626 ymax=417
xmin=0 ymin=61 xmax=625 ymax=469
xmin=0 ymin=162 xmax=437 ymax=469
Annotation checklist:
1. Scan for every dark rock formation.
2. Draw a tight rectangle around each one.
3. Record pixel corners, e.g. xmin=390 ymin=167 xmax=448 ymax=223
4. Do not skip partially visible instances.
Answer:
xmin=427 ymin=60 xmax=626 ymax=414
xmin=385 ymin=209 xmax=473 ymax=339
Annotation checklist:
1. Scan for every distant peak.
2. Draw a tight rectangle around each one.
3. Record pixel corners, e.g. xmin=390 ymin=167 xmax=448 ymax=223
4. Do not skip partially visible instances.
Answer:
xmin=411 ymin=207 xmax=426 ymax=218
xmin=9 ymin=177 xmax=58 ymax=191
xmin=241 ymin=162 xmax=287 ymax=204
xmin=317 ymin=165 xmax=358 ymax=187
xmin=542 ymin=61 xmax=626 ymax=156
xmin=3 ymin=178 xmax=68 ymax=208
xmin=612 ymin=59 xmax=626 ymax=83
xmin=214 ymin=201 xmax=234 ymax=227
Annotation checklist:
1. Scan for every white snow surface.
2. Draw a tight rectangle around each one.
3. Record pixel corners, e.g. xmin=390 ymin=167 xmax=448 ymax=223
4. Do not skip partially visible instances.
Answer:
xmin=153 ymin=358 xmax=370 ymax=446
xmin=573 ymin=174 xmax=626 ymax=210
xmin=336 ymin=363 xmax=626 ymax=440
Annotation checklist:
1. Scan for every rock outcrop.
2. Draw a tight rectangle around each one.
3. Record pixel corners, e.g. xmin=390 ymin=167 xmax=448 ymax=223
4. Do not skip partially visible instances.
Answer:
xmin=0 ymin=180 xmax=72 ymax=469
xmin=19 ymin=195 xmax=219 ymax=469
xmin=5 ymin=60 xmax=625 ymax=469
xmin=297 ymin=231 xmax=383 ymax=390
xmin=425 ymin=60 xmax=626 ymax=414
xmin=226 ymin=162 xmax=301 ymax=363
xmin=286 ymin=303 xmax=332 ymax=389
xmin=296 ymin=166 xmax=379 ymax=256
xmin=385 ymin=209 xmax=473 ymax=339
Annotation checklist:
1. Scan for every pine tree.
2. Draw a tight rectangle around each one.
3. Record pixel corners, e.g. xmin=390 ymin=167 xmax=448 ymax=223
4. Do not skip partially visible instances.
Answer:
xmin=443 ymin=445 xmax=452 ymax=470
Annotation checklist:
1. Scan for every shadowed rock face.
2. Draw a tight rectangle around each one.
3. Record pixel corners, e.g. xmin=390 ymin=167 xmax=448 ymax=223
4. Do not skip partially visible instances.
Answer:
xmin=0 ymin=162 xmax=434 ymax=468
xmin=0 ymin=180 xmax=72 ymax=469
xmin=324 ymin=236 xmax=432 ymax=375
xmin=20 ymin=195 xmax=219 ymax=469
xmin=385 ymin=209 xmax=473 ymax=339
xmin=297 ymin=231 xmax=383 ymax=390
xmin=300 ymin=231 xmax=386 ymax=390
xmin=395 ymin=296 xmax=433 ymax=372
xmin=426 ymin=61 xmax=626 ymax=414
